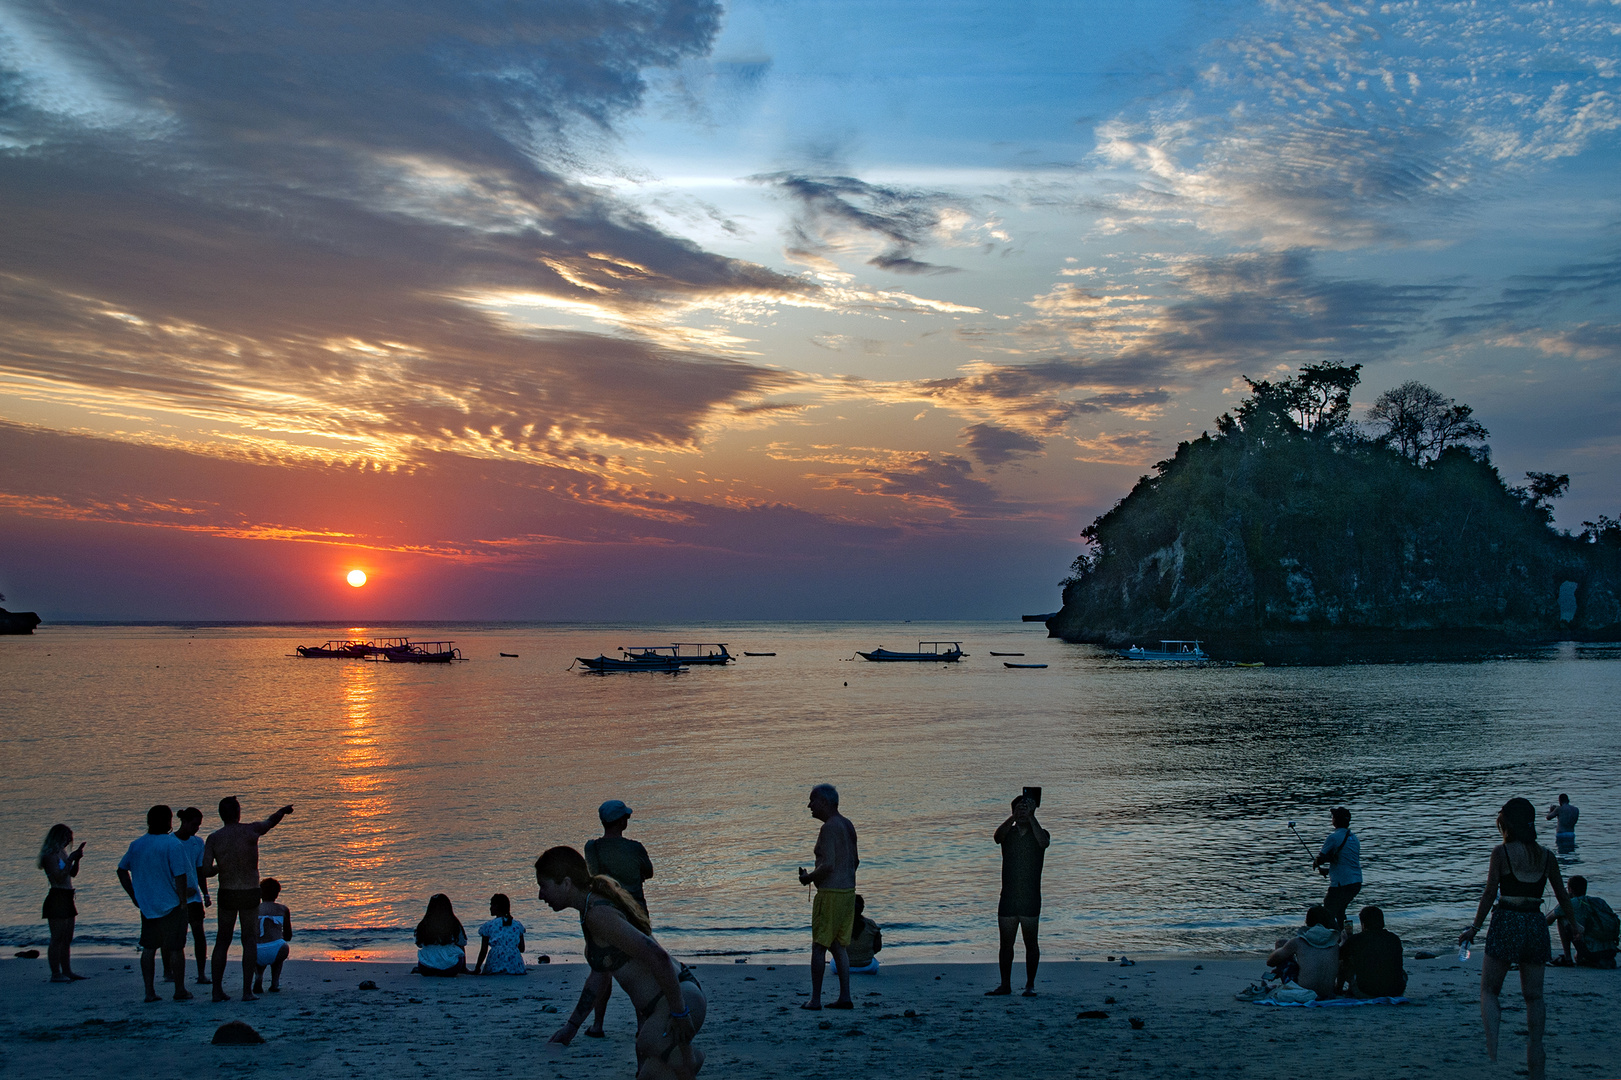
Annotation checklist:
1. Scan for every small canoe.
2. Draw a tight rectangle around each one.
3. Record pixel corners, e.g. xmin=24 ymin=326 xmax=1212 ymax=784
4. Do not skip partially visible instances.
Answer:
xmin=1004 ymin=662 xmax=1048 ymax=669
xmin=989 ymin=651 xmax=1024 ymax=656
xmin=1235 ymin=661 xmax=1264 ymax=668
xmin=743 ymin=652 xmax=776 ymax=657
xmin=500 ymin=653 xmax=518 ymax=658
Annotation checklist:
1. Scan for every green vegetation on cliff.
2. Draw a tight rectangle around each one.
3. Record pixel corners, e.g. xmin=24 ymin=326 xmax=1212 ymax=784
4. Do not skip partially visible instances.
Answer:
xmin=1050 ymin=366 xmax=1617 ymax=659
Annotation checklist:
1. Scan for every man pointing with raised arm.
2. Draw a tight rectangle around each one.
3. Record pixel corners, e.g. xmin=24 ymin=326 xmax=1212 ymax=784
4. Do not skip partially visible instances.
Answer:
xmin=201 ymin=797 xmax=293 ymax=1001
xmin=799 ymin=783 xmax=858 ymax=1011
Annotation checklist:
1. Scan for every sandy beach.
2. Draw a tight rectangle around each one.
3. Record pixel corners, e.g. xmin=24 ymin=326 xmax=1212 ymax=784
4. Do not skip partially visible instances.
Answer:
xmin=2 ymin=954 xmax=1616 ymax=1078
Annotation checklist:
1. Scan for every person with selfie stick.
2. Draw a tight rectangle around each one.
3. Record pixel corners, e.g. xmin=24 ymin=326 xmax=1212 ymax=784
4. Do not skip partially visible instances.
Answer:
xmin=987 ymin=789 xmax=1050 ymax=997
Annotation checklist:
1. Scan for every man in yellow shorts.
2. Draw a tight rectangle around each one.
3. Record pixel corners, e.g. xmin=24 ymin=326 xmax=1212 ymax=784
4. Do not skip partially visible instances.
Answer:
xmin=799 ymin=783 xmax=859 ymax=1010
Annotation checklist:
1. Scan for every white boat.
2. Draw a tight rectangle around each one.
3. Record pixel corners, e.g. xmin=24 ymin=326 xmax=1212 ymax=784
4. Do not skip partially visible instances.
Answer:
xmin=1119 ymin=640 xmax=1208 ymax=662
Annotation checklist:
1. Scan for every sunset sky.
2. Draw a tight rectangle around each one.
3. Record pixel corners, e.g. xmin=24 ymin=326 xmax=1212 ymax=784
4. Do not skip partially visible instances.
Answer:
xmin=3 ymin=0 xmax=1619 ymax=620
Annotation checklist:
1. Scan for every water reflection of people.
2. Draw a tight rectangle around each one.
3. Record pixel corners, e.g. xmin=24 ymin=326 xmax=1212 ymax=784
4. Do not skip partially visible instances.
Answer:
xmin=1457 ymin=797 xmax=1581 ymax=1080
xmin=536 ymin=846 xmax=706 ymax=1079
xmin=413 ymin=893 xmax=468 ymax=976
xmin=1545 ymin=793 xmax=1578 ymax=852
xmin=38 ymin=824 xmax=86 ymax=982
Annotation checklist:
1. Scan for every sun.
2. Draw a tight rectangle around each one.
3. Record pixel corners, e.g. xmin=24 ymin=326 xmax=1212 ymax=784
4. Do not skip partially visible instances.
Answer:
xmin=346 ymin=569 xmax=368 ymax=588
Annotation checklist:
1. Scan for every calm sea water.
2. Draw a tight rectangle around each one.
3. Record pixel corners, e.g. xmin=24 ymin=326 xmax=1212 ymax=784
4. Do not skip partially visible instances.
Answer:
xmin=2 ymin=623 xmax=1616 ymax=965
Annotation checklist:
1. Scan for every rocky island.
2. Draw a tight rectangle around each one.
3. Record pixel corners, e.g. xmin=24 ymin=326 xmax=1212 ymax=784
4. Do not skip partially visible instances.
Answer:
xmin=1048 ymin=365 xmax=1621 ymax=662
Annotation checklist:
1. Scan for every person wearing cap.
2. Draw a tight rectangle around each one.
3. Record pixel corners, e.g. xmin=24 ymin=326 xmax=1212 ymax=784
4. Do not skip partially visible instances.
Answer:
xmin=580 ymin=800 xmax=655 ymax=1038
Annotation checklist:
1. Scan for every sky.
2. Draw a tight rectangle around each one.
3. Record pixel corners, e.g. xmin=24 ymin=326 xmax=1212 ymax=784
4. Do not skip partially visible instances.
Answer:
xmin=2 ymin=0 xmax=1619 ymax=621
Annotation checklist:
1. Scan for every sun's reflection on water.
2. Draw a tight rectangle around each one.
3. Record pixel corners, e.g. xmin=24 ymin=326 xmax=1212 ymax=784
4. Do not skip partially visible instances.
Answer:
xmin=331 ymin=661 xmax=396 ymax=923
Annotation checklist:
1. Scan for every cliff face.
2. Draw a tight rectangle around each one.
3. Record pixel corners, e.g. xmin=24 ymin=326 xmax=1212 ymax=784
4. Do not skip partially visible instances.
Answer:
xmin=1049 ymin=429 xmax=1601 ymax=661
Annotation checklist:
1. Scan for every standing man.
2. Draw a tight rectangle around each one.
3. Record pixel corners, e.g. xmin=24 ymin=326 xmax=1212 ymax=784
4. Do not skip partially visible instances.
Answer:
xmin=116 ymin=805 xmax=194 ymax=1003
xmin=1313 ymin=806 xmax=1361 ymax=928
xmin=174 ymin=807 xmax=211 ymax=986
xmin=201 ymin=797 xmax=294 ymax=1002
xmin=987 ymin=792 xmax=1050 ymax=996
xmin=1546 ymin=793 xmax=1579 ymax=852
xmin=581 ymin=799 xmax=655 ymax=1038
xmin=798 ymin=783 xmax=858 ymax=1011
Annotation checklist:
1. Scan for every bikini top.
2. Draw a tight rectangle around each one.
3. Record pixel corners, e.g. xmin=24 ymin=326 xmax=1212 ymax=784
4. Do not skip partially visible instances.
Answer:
xmin=1498 ymin=845 xmax=1548 ymax=899
xmin=581 ymin=894 xmax=632 ymax=972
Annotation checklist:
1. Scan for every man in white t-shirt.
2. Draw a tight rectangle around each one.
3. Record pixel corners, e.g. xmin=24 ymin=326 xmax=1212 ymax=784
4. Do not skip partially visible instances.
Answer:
xmin=116 ymin=805 xmax=195 ymax=1003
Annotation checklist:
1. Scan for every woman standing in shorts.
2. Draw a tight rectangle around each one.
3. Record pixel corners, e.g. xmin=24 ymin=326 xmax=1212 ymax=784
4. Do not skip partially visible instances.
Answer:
xmin=1458 ymin=797 xmax=1581 ymax=1080
xmin=39 ymin=824 xmax=86 ymax=982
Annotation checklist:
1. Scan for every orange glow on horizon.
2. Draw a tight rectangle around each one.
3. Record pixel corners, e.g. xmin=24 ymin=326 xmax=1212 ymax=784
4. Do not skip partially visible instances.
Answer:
xmin=346 ymin=569 xmax=367 ymax=587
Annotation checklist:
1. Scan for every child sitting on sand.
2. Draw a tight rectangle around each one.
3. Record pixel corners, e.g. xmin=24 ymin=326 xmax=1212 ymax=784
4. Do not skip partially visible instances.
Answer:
xmin=413 ymin=894 xmax=468 ymax=976
xmin=847 ymin=894 xmax=883 ymax=973
xmin=473 ymin=893 xmax=526 ymax=975
xmin=251 ymin=877 xmax=292 ymax=994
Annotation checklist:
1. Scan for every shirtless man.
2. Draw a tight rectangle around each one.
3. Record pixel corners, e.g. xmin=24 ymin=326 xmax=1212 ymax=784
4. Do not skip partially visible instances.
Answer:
xmin=798 ymin=783 xmax=858 ymax=1011
xmin=200 ymin=797 xmax=294 ymax=1001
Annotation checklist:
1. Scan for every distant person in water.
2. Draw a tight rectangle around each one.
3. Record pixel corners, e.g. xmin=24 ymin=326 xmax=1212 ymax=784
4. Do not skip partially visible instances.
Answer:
xmin=1545 ymin=794 xmax=1578 ymax=853
xmin=413 ymin=894 xmax=468 ymax=976
xmin=1548 ymin=875 xmax=1617 ymax=969
xmin=846 ymin=895 xmax=882 ymax=974
xmin=251 ymin=878 xmax=292 ymax=993
xmin=116 ymin=805 xmax=194 ymax=1003
xmin=173 ymin=807 xmax=210 ymax=985
xmin=1266 ymin=905 xmax=1345 ymax=1001
xmin=473 ymin=893 xmax=526 ymax=975
xmin=1339 ymin=905 xmax=1406 ymax=998
xmin=987 ymin=792 xmax=1049 ymax=997
xmin=1314 ymin=807 xmax=1362 ymax=928
xmin=582 ymin=800 xmax=654 ymax=1033
xmin=536 ymin=846 xmax=706 ymax=1078
xmin=38 ymin=823 xmax=86 ymax=982
xmin=798 ymin=782 xmax=858 ymax=1011
xmin=1458 ymin=797 xmax=1581 ymax=1080
xmin=200 ymin=796 xmax=294 ymax=1001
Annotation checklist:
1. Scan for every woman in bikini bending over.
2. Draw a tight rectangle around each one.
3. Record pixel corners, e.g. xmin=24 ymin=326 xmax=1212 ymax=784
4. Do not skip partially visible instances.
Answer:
xmin=1457 ymin=797 xmax=1581 ymax=1080
xmin=535 ymin=846 xmax=706 ymax=1079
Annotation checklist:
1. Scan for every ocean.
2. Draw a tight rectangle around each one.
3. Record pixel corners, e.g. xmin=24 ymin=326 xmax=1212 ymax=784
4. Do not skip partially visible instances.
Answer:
xmin=2 ymin=623 xmax=1616 ymax=966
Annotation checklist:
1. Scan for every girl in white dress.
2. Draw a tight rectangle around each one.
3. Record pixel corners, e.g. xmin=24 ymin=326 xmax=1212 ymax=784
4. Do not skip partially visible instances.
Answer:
xmin=474 ymin=893 xmax=526 ymax=975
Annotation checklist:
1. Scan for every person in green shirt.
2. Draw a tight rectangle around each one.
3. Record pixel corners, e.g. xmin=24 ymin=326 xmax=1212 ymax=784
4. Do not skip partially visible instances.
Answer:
xmin=581 ymin=800 xmax=655 ymax=1037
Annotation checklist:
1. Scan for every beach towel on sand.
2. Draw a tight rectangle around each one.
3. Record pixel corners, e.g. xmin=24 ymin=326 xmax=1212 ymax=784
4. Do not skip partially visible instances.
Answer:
xmin=1255 ymin=996 xmax=1409 ymax=1008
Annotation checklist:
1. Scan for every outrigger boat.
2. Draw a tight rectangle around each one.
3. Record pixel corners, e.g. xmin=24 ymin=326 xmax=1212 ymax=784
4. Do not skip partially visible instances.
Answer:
xmin=620 ymin=643 xmax=733 ymax=665
xmin=372 ymin=640 xmax=464 ymax=663
xmin=857 ymin=640 xmax=967 ymax=662
xmin=1119 ymin=640 xmax=1208 ymax=662
xmin=295 ymin=639 xmax=376 ymax=658
xmin=577 ymin=654 xmax=684 ymax=673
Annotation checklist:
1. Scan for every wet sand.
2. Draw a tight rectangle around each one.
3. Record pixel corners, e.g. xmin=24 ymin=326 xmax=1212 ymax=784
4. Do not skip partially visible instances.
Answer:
xmin=2 ymin=954 xmax=1616 ymax=1077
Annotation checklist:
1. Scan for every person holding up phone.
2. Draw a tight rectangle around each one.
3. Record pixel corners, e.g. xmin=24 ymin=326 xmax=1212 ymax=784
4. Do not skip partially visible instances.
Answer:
xmin=1313 ymin=807 xmax=1362 ymax=929
xmin=987 ymin=789 xmax=1050 ymax=997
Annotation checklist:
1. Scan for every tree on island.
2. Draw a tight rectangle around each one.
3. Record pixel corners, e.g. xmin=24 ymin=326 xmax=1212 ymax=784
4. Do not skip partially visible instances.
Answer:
xmin=1051 ymin=365 xmax=1614 ymax=658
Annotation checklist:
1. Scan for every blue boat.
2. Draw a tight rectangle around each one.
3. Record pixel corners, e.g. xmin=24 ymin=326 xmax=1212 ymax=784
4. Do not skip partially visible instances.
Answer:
xmin=1119 ymin=640 xmax=1208 ymax=662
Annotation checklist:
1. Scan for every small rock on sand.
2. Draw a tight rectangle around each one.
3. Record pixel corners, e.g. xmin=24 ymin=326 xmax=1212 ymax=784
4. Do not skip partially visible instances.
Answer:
xmin=212 ymin=1020 xmax=265 ymax=1045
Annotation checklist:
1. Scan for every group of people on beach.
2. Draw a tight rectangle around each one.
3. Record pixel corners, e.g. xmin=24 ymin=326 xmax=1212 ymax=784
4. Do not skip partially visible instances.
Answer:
xmin=1250 ymin=794 xmax=1616 ymax=1080
xmin=34 ymin=784 xmax=1618 ymax=1080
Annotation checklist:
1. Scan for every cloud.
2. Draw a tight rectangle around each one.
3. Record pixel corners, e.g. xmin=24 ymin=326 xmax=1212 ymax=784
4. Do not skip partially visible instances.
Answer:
xmin=0 ymin=0 xmax=819 ymax=465
xmin=1093 ymin=0 xmax=1621 ymax=249
xmin=752 ymin=172 xmax=969 ymax=275
xmin=1441 ymin=252 xmax=1621 ymax=334
xmin=960 ymin=422 xmax=1046 ymax=466
xmin=821 ymin=452 xmax=1014 ymax=519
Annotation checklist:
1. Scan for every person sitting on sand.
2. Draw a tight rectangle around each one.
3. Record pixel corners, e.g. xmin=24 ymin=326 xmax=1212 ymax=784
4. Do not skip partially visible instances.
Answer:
xmin=798 ymin=782 xmax=859 ymax=1011
xmin=988 ymin=792 xmax=1049 ymax=997
xmin=537 ymin=846 xmax=706 ymax=1079
xmin=251 ymin=878 xmax=292 ymax=993
xmin=473 ymin=893 xmax=526 ymax=975
xmin=846 ymin=895 xmax=883 ymax=974
xmin=1266 ymin=905 xmax=1345 ymax=1000
xmin=116 ymin=805 xmax=194 ymax=1003
xmin=1339 ymin=905 xmax=1406 ymax=997
xmin=413 ymin=894 xmax=468 ymax=976
xmin=1548 ymin=876 xmax=1617 ymax=968
xmin=582 ymin=800 xmax=655 ymax=1034
xmin=39 ymin=823 xmax=86 ymax=983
